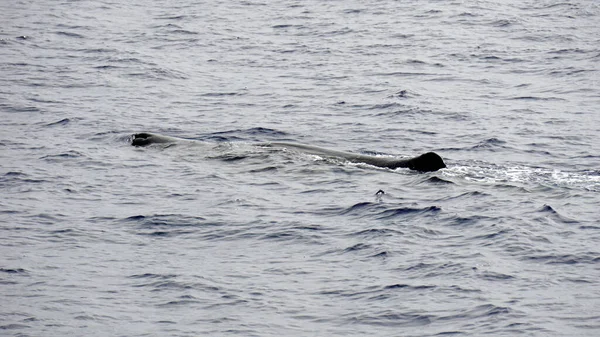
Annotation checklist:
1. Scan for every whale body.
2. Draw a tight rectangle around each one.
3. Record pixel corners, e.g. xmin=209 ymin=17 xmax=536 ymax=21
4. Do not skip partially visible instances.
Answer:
xmin=265 ymin=142 xmax=446 ymax=172
xmin=131 ymin=133 xmax=446 ymax=172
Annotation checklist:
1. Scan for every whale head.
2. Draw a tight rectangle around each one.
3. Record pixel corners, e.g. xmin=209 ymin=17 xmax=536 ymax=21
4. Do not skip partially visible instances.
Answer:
xmin=131 ymin=133 xmax=177 ymax=146
xmin=131 ymin=133 xmax=161 ymax=146
xmin=406 ymin=152 xmax=446 ymax=172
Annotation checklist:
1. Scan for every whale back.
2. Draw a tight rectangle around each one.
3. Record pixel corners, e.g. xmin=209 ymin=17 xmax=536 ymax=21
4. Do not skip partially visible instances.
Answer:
xmin=131 ymin=134 xmax=446 ymax=172
xmin=267 ymin=142 xmax=446 ymax=172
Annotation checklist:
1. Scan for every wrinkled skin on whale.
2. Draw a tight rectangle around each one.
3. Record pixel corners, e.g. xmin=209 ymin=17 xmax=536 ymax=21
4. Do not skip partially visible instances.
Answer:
xmin=131 ymin=133 xmax=446 ymax=172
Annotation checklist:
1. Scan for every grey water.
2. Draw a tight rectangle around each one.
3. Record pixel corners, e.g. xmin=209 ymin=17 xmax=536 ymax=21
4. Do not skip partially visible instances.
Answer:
xmin=1 ymin=0 xmax=599 ymax=336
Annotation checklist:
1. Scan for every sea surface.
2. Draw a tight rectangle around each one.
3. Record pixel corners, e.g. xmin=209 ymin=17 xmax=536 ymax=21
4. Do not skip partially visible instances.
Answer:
xmin=1 ymin=0 xmax=599 ymax=336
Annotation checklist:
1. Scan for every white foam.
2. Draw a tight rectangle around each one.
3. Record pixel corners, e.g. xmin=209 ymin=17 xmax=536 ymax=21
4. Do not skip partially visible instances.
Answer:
xmin=443 ymin=164 xmax=600 ymax=191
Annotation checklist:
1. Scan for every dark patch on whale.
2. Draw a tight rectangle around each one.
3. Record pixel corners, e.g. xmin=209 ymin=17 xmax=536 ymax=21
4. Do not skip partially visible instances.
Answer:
xmin=131 ymin=133 xmax=446 ymax=172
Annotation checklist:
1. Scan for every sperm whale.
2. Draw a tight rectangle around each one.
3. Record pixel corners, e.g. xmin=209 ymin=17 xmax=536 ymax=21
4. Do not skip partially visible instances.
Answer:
xmin=131 ymin=132 xmax=446 ymax=172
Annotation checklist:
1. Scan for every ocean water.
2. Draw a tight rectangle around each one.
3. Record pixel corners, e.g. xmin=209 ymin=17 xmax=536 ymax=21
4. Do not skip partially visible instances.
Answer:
xmin=1 ymin=0 xmax=599 ymax=336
